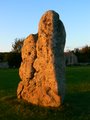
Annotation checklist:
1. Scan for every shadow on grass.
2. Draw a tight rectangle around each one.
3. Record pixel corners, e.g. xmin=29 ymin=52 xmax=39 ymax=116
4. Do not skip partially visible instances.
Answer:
xmin=0 ymin=91 xmax=90 ymax=120
xmin=64 ymin=91 xmax=90 ymax=119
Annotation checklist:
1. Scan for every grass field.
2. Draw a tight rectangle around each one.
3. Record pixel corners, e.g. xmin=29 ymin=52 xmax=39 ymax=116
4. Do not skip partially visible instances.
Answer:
xmin=0 ymin=66 xmax=90 ymax=120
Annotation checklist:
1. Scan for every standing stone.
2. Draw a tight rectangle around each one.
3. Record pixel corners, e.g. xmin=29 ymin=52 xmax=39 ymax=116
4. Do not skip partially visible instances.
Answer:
xmin=17 ymin=10 xmax=66 ymax=107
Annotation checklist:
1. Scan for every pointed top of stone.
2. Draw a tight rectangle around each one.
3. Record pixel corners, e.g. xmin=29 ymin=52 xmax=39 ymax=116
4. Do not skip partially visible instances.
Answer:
xmin=39 ymin=10 xmax=60 ymax=27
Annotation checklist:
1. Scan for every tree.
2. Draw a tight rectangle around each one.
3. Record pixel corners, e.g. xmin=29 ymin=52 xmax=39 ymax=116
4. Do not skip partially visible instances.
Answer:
xmin=12 ymin=38 xmax=24 ymax=53
xmin=80 ymin=45 xmax=90 ymax=53
xmin=74 ymin=45 xmax=90 ymax=63
xmin=81 ymin=45 xmax=90 ymax=62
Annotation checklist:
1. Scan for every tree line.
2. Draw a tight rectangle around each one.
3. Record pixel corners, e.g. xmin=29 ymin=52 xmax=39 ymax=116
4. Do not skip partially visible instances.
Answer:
xmin=0 ymin=38 xmax=90 ymax=68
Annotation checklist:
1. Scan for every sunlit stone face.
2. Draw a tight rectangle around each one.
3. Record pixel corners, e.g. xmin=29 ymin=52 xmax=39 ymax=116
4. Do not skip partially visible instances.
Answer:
xmin=17 ymin=10 xmax=66 ymax=107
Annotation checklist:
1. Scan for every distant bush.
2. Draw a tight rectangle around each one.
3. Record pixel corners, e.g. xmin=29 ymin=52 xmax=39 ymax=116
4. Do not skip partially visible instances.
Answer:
xmin=0 ymin=53 xmax=9 ymax=62
xmin=0 ymin=52 xmax=22 ymax=68
xmin=7 ymin=52 xmax=22 ymax=68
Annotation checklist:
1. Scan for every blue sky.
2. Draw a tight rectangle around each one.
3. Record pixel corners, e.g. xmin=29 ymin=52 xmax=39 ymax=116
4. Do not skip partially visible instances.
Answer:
xmin=0 ymin=0 xmax=90 ymax=52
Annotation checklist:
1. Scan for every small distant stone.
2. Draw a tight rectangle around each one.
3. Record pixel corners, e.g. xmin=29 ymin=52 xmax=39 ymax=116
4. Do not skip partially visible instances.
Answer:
xmin=17 ymin=10 xmax=66 ymax=107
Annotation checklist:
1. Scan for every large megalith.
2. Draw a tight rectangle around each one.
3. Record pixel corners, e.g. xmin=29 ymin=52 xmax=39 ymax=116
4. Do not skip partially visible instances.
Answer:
xmin=17 ymin=10 xmax=66 ymax=107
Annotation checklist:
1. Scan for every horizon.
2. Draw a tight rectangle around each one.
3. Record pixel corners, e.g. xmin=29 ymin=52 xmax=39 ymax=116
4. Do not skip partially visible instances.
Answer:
xmin=0 ymin=0 xmax=90 ymax=52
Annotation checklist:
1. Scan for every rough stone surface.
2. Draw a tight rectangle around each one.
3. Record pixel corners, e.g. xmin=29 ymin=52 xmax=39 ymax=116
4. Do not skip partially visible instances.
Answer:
xmin=17 ymin=10 xmax=66 ymax=107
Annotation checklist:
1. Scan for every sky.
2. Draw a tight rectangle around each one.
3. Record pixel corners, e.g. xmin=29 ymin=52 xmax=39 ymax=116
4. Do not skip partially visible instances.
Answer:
xmin=0 ymin=0 xmax=90 ymax=52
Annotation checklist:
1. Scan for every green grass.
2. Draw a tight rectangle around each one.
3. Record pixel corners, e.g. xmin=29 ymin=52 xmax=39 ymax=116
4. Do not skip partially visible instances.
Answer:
xmin=0 ymin=67 xmax=90 ymax=120
xmin=0 ymin=69 xmax=19 ymax=98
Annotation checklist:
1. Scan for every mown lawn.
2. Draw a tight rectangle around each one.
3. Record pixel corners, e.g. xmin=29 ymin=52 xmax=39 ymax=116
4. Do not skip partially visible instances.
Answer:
xmin=0 ymin=66 xmax=90 ymax=120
